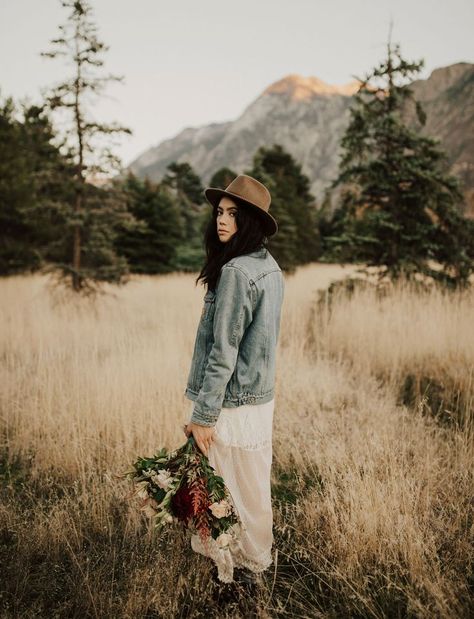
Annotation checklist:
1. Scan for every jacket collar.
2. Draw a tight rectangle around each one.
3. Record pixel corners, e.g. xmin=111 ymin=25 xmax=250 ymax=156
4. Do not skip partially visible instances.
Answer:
xmin=246 ymin=246 xmax=267 ymax=259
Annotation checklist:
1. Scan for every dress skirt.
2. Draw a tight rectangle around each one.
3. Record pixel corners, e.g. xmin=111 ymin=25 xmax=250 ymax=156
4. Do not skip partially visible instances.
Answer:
xmin=187 ymin=397 xmax=275 ymax=583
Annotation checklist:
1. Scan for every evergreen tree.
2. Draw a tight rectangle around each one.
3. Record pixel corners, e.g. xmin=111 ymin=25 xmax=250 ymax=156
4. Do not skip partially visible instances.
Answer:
xmin=0 ymin=96 xmax=41 ymax=273
xmin=0 ymin=96 xmax=76 ymax=274
xmin=328 ymin=40 xmax=474 ymax=288
xmin=40 ymin=0 xmax=134 ymax=293
xmin=161 ymin=161 xmax=208 ymax=270
xmin=115 ymin=173 xmax=183 ymax=274
xmin=208 ymin=167 xmax=237 ymax=189
xmin=248 ymin=144 xmax=321 ymax=271
xmin=162 ymin=161 xmax=204 ymax=205
xmin=162 ymin=161 xmax=204 ymax=240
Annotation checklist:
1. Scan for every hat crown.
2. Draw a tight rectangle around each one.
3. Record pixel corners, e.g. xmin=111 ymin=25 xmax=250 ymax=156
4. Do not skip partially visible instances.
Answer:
xmin=203 ymin=173 xmax=278 ymax=236
xmin=225 ymin=175 xmax=271 ymax=212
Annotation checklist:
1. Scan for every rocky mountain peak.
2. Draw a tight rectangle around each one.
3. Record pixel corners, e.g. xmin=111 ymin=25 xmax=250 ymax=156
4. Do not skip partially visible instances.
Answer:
xmin=263 ymin=73 xmax=361 ymax=100
xmin=127 ymin=62 xmax=473 ymax=217
xmin=410 ymin=62 xmax=473 ymax=101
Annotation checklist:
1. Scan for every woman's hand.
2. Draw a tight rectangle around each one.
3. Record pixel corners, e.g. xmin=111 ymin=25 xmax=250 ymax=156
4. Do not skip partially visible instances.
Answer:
xmin=183 ymin=421 xmax=215 ymax=457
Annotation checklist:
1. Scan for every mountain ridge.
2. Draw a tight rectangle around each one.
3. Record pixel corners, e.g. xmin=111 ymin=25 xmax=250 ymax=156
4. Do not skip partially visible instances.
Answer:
xmin=127 ymin=62 xmax=474 ymax=216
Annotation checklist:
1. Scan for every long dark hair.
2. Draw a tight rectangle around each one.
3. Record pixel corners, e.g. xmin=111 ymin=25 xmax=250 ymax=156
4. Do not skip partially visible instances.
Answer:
xmin=195 ymin=198 xmax=268 ymax=291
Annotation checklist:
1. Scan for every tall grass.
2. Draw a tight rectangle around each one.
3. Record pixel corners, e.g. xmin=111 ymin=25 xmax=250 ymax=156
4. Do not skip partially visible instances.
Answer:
xmin=0 ymin=266 xmax=472 ymax=618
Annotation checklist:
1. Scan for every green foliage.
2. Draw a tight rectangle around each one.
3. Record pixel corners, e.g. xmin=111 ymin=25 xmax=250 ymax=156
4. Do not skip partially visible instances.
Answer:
xmin=168 ymin=240 xmax=206 ymax=273
xmin=272 ymin=464 xmax=325 ymax=505
xmin=247 ymin=144 xmax=322 ymax=271
xmin=0 ymin=93 xmax=139 ymax=292
xmin=36 ymin=181 xmax=136 ymax=293
xmin=208 ymin=167 xmax=237 ymax=189
xmin=161 ymin=161 xmax=209 ymax=271
xmin=326 ymin=41 xmax=474 ymax=288
xmin=162 ymin=161 xmax=204 ymax=207
xmin=127 ymin=436 xmax=239 ymax=540
xmin=0 ymin=96 xmax=41 ymax=273
xmin=0 ymin=97 xmax=76 ymax=275
xmin=115 ymin=173 xmax=183 ymax=274
xmin=40 ymin=0 xmax=131 ymax=179
xmin=38 ymin=0 xmax=133 ymax=293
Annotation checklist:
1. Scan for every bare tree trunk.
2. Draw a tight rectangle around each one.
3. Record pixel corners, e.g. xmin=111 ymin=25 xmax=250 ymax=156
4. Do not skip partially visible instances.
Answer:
xmin=72 ymin=192 xmax=82 ymax=291
xmin=72 ymin=21 xmax=84 ymax=292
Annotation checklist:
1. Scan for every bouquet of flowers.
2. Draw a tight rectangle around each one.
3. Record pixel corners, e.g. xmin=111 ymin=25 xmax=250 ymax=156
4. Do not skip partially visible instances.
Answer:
xmin=123 ymin=435 xmax=241 ymax=550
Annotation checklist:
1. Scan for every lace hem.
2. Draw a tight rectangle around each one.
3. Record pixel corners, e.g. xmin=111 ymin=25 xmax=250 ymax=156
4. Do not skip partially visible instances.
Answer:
xmin=190 ymin=527 xmax=273 ymax=583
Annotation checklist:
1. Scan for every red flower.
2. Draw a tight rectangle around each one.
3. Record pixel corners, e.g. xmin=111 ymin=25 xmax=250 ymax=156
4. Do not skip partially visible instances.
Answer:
xmin=171 ymin=483 xmax=195 ymax=523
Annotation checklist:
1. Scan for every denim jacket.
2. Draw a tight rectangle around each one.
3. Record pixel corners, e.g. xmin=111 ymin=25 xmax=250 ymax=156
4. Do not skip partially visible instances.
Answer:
xmin=184 ymin=246 xmax=285 ymax=426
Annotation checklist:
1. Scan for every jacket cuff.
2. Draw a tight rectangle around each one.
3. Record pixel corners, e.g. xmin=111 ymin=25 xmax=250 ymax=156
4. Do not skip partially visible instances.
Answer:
xmin=190 ymin=403 xmax=219 ymax=427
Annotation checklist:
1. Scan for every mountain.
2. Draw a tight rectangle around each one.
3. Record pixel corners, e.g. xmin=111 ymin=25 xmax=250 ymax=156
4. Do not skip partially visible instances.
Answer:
xmin=127 ymin=62 xmax=474 ymax=216
xmin=407 ymin=63 xmax=474 ymax=216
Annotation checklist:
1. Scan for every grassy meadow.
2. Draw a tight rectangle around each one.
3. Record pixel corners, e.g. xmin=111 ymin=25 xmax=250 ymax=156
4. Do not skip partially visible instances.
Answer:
xmin=0 ymin=263 xmax=473 ymax=618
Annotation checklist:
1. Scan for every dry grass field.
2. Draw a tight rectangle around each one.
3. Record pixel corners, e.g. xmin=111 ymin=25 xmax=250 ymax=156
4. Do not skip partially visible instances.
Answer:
xmin=0 ymin=263 xmax=473 ymax=618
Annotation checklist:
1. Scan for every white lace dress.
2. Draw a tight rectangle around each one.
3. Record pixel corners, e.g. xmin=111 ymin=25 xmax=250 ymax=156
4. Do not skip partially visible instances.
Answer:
xmin=187 ymin=397 xmax=275 ymax=583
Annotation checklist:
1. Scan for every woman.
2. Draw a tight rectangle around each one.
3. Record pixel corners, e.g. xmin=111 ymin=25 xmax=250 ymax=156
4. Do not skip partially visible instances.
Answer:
xmin=182 ymin=174 xmax=285 ymax=589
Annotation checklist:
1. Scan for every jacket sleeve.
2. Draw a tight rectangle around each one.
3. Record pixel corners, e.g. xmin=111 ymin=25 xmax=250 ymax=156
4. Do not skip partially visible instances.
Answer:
xmin=190 ymin=265 xmax=254 ymax=426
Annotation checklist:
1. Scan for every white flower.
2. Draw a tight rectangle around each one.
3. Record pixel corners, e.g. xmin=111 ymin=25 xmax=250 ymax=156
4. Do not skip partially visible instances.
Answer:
xmin=151 ymin=469 xmax=173 ymax=490
xmin=209 ymin=499 xmax=232 ymax=518
xmin=216 ymin=532 xmax=231 ymax=548
xmin=135 ymin=480 xmax=149 ymax=499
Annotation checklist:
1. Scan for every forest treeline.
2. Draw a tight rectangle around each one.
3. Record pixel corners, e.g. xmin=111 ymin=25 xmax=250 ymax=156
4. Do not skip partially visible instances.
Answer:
xmin=1 ymin=0 xmax=473 ymax=293
xmin=0 ymin=95 xmax=325 ymax=278
xmin=2 ymin=89 xmax=474 ymax=288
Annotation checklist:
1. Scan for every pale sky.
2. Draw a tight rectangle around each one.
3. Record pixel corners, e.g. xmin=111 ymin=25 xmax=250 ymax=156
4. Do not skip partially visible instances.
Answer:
xmin=1 ymin=0 xmax=473 ymax=168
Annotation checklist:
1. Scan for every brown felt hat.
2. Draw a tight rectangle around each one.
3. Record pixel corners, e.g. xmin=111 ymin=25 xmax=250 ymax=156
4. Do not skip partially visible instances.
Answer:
xmin=204 ymin=174 xmax=278 ymax=236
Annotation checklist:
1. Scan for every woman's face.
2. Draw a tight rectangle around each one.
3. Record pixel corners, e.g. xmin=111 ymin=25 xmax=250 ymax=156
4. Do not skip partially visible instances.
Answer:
xmin=216 ymin=196 xmax=238 ymax=242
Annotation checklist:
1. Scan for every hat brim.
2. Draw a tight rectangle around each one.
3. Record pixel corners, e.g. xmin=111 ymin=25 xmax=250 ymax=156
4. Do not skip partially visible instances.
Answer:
xmin=204 ymin=187 xmax=278 ymax=236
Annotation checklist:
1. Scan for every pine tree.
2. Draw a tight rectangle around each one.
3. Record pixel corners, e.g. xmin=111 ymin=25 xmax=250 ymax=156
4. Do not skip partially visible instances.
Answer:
xmin=0 ymin=96 xmax=76 ymax=274
xmin=162 ymin=162 xmax=204 ymax=240
xmin=161 ymin=161 xmax=209 ymax=270
xmin=328 ymin=39 xmax=474 ymax=288
xmin=248 ymin=144 xmax=321 ymax=271
xmin=40 ymin=0 xmax=133 ymax=293
xmin=208 ymin=167 xmax=237 ymax=189
xmin=0 ymin=96 xmax=41 ymax=273
xmin=116 ymin=173 xmax=184 ymax=274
